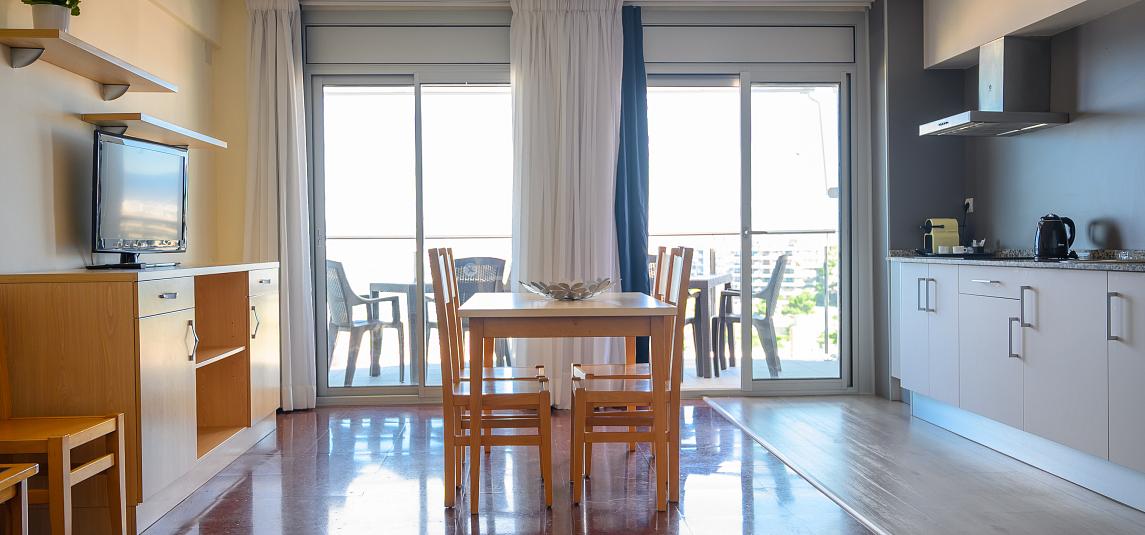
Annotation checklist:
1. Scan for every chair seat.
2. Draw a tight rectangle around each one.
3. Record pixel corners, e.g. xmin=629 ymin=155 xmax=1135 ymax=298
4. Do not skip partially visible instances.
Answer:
xmin=578 ymin=377 xmax=653 ymax=393
xmin=451 ymin=376 xmax=547 ymax=398
xmin=0 ymin=416 xmax=117 ymax=443
xmin=459 ymin=367 xmax=542 ymax=381
xmin=573 ymin=363 xmax=650 ymax=379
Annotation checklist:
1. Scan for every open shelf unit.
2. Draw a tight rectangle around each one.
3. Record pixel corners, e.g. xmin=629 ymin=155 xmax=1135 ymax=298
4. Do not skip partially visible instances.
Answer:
xmin=0 ymin=29 xmax=177 ymax=100
xmin=196 ymin=426 xmax=245 ymax=458
xmin=81 ymin=113 xmax=228 ymax=149
xmin=193 ymin=272 xmax=253 ymax=457
xmin=194 ymin=346 xmax=245 ymax=369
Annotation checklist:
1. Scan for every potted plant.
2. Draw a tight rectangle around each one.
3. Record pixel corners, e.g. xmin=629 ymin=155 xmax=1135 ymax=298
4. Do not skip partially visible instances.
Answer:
xmin=22 ymin=0 xmax=80 ymax=32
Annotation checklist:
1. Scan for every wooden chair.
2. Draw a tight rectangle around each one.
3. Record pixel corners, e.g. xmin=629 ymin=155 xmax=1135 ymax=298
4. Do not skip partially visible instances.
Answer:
xmin=325 ymin=259 xmax=407 ymax=385
xmin=428 ymin=247 xmax=553 ymax=510
xmin=426 ymin=256 xmax=512 ymax=367
xmin=570 ymin=246 xmax=693 ymax=511
xmin=0 ymin=323 xmax=127 ymax=535
xmin=0 ymin=464 xmax=37 ymax=535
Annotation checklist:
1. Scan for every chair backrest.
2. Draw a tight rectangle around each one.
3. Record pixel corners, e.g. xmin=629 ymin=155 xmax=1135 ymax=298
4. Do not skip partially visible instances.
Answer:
xmin=429 ymin=248 xmax=466 ymax=395
xmin=759 ymin=254 xmax=790 ymax=318
xmin=651 ymin=246 xmax=670 ymax=300
xmin=325 ymin=260 xmax=356 ymax=327
xmin=0 ymin=321 xmax=12 ymax=419
xmin=454 ymin=257 xmax=506 ymax=305
xmin=662 ymin=247 xmax=694 ymax=401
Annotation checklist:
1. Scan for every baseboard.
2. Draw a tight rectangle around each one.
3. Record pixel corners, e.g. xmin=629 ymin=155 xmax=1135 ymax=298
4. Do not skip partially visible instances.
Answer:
xmin=911 ymin=393 xmax=1145 ymax=512
xmin=135 ymin=414 xmax=277 ymax=532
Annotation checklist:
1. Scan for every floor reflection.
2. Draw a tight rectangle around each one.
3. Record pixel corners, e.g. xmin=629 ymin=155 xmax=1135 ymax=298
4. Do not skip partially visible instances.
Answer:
xmin=145 ymin=402 xmax=867 ymax=535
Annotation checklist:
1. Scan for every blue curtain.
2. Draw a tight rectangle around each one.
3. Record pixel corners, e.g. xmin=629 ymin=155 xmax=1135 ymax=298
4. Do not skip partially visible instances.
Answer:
xmin=615 ymin=6 xmax=651 ymax=363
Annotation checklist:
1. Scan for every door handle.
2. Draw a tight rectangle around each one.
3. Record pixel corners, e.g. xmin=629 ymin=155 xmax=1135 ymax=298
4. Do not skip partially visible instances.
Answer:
xmin=1107 ymin=291 xmax=1121 ymax=341
xmin=158 ymin=292 xmax=178 ymax=300
xmin=1019 ymin=286 xmax=1033 ymax=327
xmin=1008 ymin=317 xmax=1021 ymax=359
xmin=970 ymin=279 xmax=1001 ymax=284
xmin=927 ymin=278 xmax=937 ymax=312
xmin=258 ymin=278 xmax=273 ymax=285
xmin=187 ymin=319 xmax=199 ymax=361
xmin=251 ymin=305 xmax=261 ymax=339
xmin=916 ymin=278 xmax=926 ymax=311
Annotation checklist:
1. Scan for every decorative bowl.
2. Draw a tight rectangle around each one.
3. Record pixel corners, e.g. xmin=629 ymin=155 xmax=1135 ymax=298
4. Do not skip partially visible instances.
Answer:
xmin=520 ymin=278 xmax=612 ymax=301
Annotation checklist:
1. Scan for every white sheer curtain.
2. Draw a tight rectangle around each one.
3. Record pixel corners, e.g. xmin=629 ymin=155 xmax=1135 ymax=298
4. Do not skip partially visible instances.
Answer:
xmin=246 ymin=0 xmax=317 ymax=411
xmin=510 ymin=0 xmax=625 ymax=408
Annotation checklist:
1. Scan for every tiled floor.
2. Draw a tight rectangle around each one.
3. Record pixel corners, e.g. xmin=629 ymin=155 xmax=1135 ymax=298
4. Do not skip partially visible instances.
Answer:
xmin=145 ymin=402 xmax=868 ymax=534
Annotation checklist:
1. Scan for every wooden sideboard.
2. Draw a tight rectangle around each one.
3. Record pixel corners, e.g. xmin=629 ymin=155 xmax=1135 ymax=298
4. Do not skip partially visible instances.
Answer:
xmin=0 ymin=263 xmax=281 ymax=534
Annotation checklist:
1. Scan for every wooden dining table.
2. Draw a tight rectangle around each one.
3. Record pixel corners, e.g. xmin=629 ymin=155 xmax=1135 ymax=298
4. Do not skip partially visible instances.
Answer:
xmin=458 ymin=291 xmax=677 ymax=512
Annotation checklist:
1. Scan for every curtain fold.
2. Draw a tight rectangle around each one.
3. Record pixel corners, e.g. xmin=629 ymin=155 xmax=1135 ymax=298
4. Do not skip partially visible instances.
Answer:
xmin=614 ymin=5 xmax=651 ymax=363
xmin=246 ymin=0 xmax=317 ymax=411
xmin=510 ymin=0 xmax=625 ymax=408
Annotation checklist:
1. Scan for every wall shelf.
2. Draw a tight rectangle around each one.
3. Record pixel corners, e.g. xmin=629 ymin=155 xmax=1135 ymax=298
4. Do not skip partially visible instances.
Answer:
xmin=81 ymin=113 xmax=228 ymax=149
xmin=194 ymin=346 xmax=245 ymax=369
xmin=0 ymin=29 xmax=177 ymax=100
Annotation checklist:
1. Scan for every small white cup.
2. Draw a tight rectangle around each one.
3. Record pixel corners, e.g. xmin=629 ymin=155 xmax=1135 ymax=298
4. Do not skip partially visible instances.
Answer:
xmin=952 ymin=246 xmax=968 ymax=254
xmin=937 ymin=246 xmax=952 ymax=255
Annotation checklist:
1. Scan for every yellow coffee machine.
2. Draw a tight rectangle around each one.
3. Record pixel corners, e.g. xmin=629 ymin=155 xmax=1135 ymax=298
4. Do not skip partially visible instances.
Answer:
xmin=921 ymin=218 xmax=960 ymax=253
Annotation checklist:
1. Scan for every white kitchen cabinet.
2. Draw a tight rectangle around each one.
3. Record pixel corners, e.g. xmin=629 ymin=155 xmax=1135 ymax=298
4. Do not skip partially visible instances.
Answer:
xmin=958 ymin=293 xmax=1024 ymax=428
xmin=898 ymin=263 xmax=930 ymax=395
xmin=1020 ymin=269 xmax=1109 ymax=459
xmin=897 ymin=262 xmax=959 ymax=403
xmin=927 ymin=264 xmax=960 ymax=406
xmin=1108 ymin=272 xmax=1145 ymax=473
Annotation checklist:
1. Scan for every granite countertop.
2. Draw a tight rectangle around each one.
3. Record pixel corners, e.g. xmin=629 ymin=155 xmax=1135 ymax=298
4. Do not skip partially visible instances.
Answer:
xmin=887 ymin=250 xmax=1145 ymax=272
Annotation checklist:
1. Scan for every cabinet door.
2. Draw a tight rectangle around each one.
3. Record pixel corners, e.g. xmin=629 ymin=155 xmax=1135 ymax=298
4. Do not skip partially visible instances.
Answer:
xmin=249 ymin=292 xmax=281 ymax=423
xmin=1108 ymin=272 xmax=1145 ymax=472
xmin=1021 ymin=269 xmax=1108 ymax=458
xmin=958 ymin=294 xmax=1023 ymax=428
xmin=927 ymin=264 xmax=959 ymax=406
xmin=898 ymin=263 xmax=930 ymax=395
xmin=139 ymin=308 xmax=198 ymax=499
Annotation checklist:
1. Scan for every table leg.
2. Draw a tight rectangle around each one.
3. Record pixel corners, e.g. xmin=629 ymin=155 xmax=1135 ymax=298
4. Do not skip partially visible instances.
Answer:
xmin=697 ymin=287 xmax=713 ymax=378
xmin=651 ymin=316 xmax=669 ymax=511
xmin=468 ymin=318 xmax=485 ymax=514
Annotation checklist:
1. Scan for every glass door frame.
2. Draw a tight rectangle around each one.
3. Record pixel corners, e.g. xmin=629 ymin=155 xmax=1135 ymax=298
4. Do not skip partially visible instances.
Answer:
xmin=738 ymin=67 xmax=856 ymax=395
xmin=308 ymin=67 xmax=511 ymax=400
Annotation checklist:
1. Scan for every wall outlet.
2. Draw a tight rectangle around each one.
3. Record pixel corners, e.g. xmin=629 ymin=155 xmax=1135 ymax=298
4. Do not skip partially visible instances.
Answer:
xmin=964 ymin=197 xmax=975 ymax=213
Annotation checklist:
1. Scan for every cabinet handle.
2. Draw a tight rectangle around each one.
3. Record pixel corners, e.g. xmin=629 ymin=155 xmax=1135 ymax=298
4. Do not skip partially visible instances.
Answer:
xmin=1019 ymin=286 xmax=1033 ymax=327
xmin=1108 ymin=292 xmax=1121 ymax=341
xmin=970 ymin=279 xmax=1001 ymax=284
xmin=258 ymin=278 xmax=272 ymax=285
xmin=926 ymin=278 xmax=937 ymax=312
xmin=158 ymin=292 xmax=178 ymax=300
xmin=187 ymin=319 xmax=199 ymax=361
xmin=1008 ymin=317 xmax=1021 ymax=359
xmin=916 ymin=278 xmax=926 ymax=311
xmin=251 ymin=305 xmax=261 ymax=340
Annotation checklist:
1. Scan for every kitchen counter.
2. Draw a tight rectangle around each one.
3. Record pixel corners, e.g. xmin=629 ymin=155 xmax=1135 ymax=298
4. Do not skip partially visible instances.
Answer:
xmin=887 ymin=250 xmax=1145 ymax=272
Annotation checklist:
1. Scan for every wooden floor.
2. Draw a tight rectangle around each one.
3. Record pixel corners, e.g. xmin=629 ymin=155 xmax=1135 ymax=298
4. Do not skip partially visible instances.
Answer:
xmin=707 ymin=396 xmax=1145 ymax=535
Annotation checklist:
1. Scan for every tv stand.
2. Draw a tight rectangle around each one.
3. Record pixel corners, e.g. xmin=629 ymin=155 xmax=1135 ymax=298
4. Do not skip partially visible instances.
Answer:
xmin=87 ymin=252 xmax=179 ymax=270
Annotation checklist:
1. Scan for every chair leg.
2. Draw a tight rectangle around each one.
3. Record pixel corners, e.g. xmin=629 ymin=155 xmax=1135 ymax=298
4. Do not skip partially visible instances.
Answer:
xmin=754 ymin=319 xmax=781 ymax=378
xmin=538 ymin=396 xmax=553 ymax=507
xmin=395 ymin=323 xmax=406 ymax=384
xmin=669 ymin=401 xmax=681 ymax=503
xmin=327 ymin=324 xmax=338 ymax=367
xmin=584 ymin=440 xmax=593 ymax=479
xmin=47 ymin=437 xmax=72 ymax=535
xmin=444 ymin=408 xmax=456 ymax=508
xmin=571 ymin=390 xmax=585 ymax=504
xmin=106 ymin=415 xmax=127 ymax=535
xmin=6 ymin=478 xmax=27 ymax=535
xmin=369 ymin=326 xmax=383 ymax=378
xmin=345 ymin=328 xmax=364 ymax=387
xmin=727 ymin=319 xmax=737 ymax=368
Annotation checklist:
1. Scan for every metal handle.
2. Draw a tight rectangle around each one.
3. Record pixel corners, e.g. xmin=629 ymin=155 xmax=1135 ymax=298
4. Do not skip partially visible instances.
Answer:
xmin=1108 ymin=292 xmax=1121 ymax=341
xmin=926 ymin=278 xmax=936 ymax=312
xmin=1019 ymin=286 xmax=1032 ymax=327
xmin=258 ymin=278 xmax=272 ymax=284
xmin=1008 ymin=317 xmax=1021 ymax=359
xmin=916 ymin=278 xmax=926 ymax=311
xmin=187 ymin=319 xmax=199 ymax=361
xmin=158 ymin=292 xmax=178 ymax=300
xmin=251 ymin=305 xmax=261 ymax=339
xmin=970 ymin=279 xmax=1001 ymax=284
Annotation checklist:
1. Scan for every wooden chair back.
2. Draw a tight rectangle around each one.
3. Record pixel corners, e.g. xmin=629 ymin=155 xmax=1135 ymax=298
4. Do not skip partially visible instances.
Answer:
xmin=663 ymin=247 xmax=694 ymax=398
xmin=652 ymin=246 xmax=670 ymax=300
xmin=429 ymin=248 xmax=467 ymax=397
xmin=0 ymin=321 xmax=11 ymax=419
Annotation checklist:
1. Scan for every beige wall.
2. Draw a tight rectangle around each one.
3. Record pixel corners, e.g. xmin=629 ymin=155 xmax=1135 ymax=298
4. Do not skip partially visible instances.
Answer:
xmin=211 ymin=0 xmax=250 ymax=263
xmin=0 ymin=0 xmax=250 ymax=271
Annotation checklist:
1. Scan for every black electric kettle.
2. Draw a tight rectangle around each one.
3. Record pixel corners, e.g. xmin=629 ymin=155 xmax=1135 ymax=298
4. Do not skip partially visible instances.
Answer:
xmin=1034 ymin=214 xmax=1076 ymax=260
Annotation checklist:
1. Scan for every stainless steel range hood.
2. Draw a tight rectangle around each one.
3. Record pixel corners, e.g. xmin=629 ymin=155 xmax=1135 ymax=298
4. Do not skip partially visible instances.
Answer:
xmin=920 ymin=37 xmax=1069 ymax=137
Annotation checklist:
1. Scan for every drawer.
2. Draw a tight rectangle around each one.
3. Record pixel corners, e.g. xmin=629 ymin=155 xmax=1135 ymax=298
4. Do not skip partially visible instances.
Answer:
xmin=958 ymin=266 xmax=1023 ymax=300
xmin=137 ymin=277 xmax=195 ymax=317
xmin=249 ymin=268 xmax=278 ymax=297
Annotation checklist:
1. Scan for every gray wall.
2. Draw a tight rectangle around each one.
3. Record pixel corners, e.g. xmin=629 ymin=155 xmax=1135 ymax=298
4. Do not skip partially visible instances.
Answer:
xmin=965 ymin=1 xmax=1145 ymax=251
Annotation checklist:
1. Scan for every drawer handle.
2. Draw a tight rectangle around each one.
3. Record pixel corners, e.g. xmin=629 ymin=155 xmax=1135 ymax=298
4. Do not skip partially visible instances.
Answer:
xmin=1108 ymin=292 xmax=1121 ymax=341
xmin=1008 ymin=317 xmax=1021 ymax=359
xmin=258 ymin=278 xmax=273 ymax=284
xmin=158 ymin=292 xmax=179 ymax=300
xmin=1019 ymin=286 xmax=1033 ymax=327
xmin=916 ymin=278 xmax=926 ymax=311
xmin=970 ymin=279 xmax=1001 ymax=285
xmin=187 ymin=320 xmax=199 ymax=362
xmin=251 ymin=305 xmax=261 ymax=339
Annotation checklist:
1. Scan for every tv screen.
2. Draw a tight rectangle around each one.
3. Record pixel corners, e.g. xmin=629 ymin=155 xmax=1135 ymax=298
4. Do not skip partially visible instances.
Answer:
xmin=93 ymin=132 xmax=188 ymax=255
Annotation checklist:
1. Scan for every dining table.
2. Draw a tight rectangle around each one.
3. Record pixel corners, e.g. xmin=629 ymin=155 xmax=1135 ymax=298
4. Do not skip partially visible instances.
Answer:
xmin=457 ymin=291 xmax=677 ymax=512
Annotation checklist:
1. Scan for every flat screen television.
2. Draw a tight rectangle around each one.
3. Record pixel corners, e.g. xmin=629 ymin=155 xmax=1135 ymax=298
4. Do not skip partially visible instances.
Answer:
xmin=89 ymin=131 xmax=189 ymax=269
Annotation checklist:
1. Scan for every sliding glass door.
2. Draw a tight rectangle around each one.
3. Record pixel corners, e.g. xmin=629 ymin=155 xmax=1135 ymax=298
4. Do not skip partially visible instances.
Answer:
xmin=312 ymin=75 xmax=512 ymax=397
